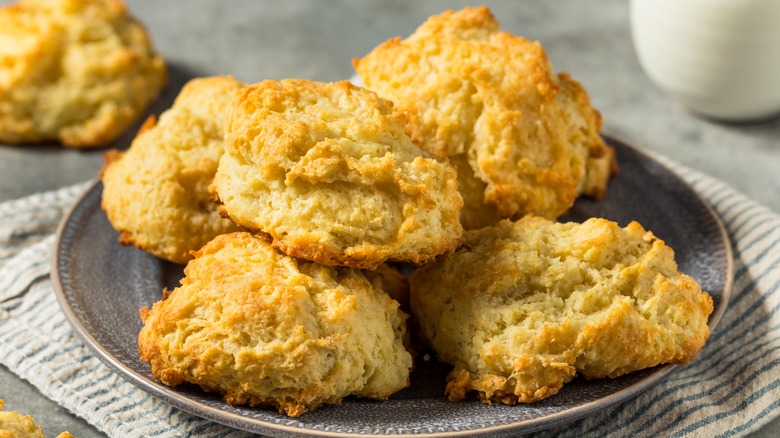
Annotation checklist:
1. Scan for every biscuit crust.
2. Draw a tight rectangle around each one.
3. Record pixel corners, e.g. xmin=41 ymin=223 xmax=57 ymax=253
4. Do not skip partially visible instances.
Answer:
xmin=410 ymin=216 xmax=713 ymax=404
xmin=355 ymin=7 xmax=617 ymax=229
xmin=101 ymin=76 xmax=244 ymax=264
xmin=212 ymin=79 xmax=464 ymax=270
xmin=138 ymin=232 xmax=413 ymax=417
xmin=0 ymin=400 xmax=73 ymax=438
xmin=0 ymin=400 xmax=44 ymax=438
xmin=0 ymin=0 xmax=166 ymax=147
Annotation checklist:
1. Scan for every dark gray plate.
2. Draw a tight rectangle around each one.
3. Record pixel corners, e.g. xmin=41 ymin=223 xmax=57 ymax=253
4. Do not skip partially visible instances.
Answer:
xmin=52 ymin=134 xmax=732 ymax=437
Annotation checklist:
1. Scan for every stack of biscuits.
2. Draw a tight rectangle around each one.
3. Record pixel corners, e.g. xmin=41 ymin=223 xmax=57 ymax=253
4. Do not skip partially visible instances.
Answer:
xmin=0 ymin=0 xmax=714 ymax=417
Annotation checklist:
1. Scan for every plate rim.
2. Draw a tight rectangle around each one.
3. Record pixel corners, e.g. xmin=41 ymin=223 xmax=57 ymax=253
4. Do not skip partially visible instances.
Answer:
xmin=50 ymin=132 xmax=734 ymax=437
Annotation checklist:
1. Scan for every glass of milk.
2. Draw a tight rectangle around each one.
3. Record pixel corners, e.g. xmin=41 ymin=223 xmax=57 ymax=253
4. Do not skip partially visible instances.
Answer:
xmin=631 ymin=0 xmax=780 ymax=121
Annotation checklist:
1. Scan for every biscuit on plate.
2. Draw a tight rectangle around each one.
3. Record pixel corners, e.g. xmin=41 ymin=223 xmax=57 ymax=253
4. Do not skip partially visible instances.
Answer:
xmin=410 ymin=216 xmax=713 ymax=404
xmin=355 ymin=7 xmax=617 ymax=229
xmin=101 ymin=76 xmax=244 ymax=264
xmin=211 ymin=79 xmax=464 ymax=270
xmin=0 ymin=0 xmax=166 ymax=147
xmin=0 ymin=400 xmax=73 ymax=438
xmin=138 ymin=232 xmax=413 ymax=417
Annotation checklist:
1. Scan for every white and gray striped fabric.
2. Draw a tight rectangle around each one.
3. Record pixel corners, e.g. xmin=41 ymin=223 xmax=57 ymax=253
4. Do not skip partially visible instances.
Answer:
xmin=1 ymin=152 xmax=779 ymax=437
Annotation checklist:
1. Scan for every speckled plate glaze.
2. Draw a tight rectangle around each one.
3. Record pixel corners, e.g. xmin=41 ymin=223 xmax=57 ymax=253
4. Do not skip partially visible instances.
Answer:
xmin=52 ymin=134 xmax=732 ymax=437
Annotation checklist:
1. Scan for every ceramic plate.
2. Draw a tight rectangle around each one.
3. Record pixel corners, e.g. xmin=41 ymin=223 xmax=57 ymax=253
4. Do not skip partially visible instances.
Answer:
xmin=52 ymin=134 xmax=732 ymax=437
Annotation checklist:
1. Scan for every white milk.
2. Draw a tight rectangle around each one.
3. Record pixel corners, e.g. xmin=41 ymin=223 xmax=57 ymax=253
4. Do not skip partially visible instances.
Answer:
xmin=631 ymin=0 xmax=780 ymax=121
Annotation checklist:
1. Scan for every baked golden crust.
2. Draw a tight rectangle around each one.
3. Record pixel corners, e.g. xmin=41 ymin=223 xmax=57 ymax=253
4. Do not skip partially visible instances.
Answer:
xmin=355 ymin=6 xmax=616 ymax=229
xmin=101 ymin=76 xmax=244 ymax=264
xmin=138 ymin=232 xmax=413 ymax=417
xmin=0 ymin=400 xmax=44 ymax=438
xmin=409 ymin=216 xmax=713 ymax=404
xmin=212 ymin=79 xmax=464 ymax=270
xmin=0 ymin=0 xmax=166 ymax=147
xmin=0 ymin=400 xmax=73 ymax=438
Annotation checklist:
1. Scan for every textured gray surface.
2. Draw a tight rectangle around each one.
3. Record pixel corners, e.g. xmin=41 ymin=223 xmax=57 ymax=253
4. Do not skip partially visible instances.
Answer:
xmin=1 ymin=0 xmax=779 ymax=437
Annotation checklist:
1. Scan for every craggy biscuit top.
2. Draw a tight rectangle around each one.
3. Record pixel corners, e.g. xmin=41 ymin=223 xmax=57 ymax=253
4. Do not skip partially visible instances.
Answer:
xmin=410 ymin=216 xmax=713 ymax=404
xmin=213 ymin=79 xmax=464 ymax=269
xmin=101 ymin=76 xmax=244 ymax=264
xmin=0 ymin=0 xmax=166 ymax=147
xmin=355 ymin=6 xmax=616 ymax=228
xmin=0 ymin=400 xmax=74 ymax=438
xmin=0 ymin=401 xmax=44 ymax=438
xmin=138 ymin=232 xmax=413 ymax=417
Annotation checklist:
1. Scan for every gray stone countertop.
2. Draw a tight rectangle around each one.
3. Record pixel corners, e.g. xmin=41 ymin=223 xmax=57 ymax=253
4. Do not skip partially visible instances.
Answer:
xmin=0 ymin=1 xmax=778 ymax=437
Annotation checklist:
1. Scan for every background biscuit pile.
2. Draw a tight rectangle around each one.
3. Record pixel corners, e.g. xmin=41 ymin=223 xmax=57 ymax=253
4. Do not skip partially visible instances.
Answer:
xmin=0 ymin=0 xmax=166 ymax=147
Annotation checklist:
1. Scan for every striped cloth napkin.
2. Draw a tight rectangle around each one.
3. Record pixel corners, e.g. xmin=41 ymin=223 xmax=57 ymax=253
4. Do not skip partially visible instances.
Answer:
xmin=1 ymin=153 xmax=779 ymax=438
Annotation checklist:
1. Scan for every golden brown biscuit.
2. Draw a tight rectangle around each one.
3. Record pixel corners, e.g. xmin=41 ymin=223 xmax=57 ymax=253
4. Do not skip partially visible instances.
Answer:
xmin=212 ymin=79 xmax=464 ymax=270
xmin=0 ymin=400 xmax=73 ymax=438
xmin=138 ymin=232 xmax=413 ymax=417
xmin=0 ymin=0 xmax=166 ymax=147
xmin=410 ymin=216 xmax=713 ymax=404
xmin=101 ymin=76 xmax=244 ymax=264
xmin=355 ymin=7 xmax=617 ymax=229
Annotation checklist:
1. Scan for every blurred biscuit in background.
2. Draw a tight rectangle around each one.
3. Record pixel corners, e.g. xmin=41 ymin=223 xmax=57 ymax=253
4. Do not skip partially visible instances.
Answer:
xmin=0 ymin=0 xmax=166 ymax=147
